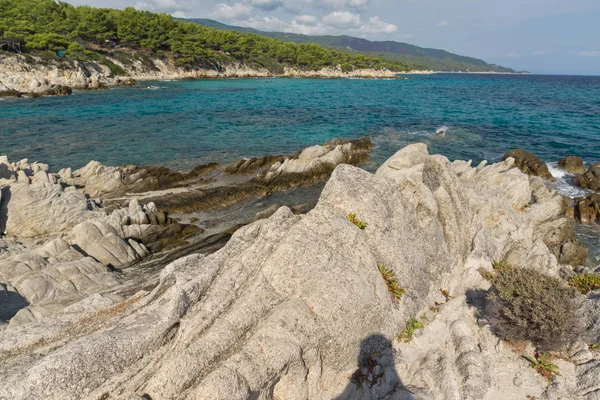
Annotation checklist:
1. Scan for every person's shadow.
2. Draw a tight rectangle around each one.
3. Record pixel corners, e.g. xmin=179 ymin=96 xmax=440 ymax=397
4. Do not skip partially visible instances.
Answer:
xmin=335 ymin=334 xmax=419 ymax=400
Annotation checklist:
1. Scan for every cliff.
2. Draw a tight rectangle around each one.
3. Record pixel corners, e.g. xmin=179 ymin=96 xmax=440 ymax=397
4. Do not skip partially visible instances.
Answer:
xmin=1 ymin=144 xmax=596 ymax=399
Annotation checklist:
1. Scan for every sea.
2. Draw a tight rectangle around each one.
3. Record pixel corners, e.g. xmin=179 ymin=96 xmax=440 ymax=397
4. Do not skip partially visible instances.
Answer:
xmin=1 ymin=73 xmax=599 ymax=263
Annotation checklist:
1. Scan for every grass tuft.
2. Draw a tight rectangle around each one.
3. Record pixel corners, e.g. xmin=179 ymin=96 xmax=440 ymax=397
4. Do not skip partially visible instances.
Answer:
xmin=399 ymin=318 xmax=424 ymax=342
xmin=570 ymin=274 xmax=600 ymax=294
xmin=347 ymin=213 xmax=367 ymax=229
xmin=378 ymin=264 xmax=404 ymax=300
xmin=523 ymin=353 xmax=560 ymax=380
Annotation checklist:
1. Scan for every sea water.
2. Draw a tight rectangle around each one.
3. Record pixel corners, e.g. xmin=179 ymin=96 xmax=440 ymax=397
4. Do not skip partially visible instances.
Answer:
xmin=1 ymin=74 xmax=599 ymax=172
xmin=2 ymin=73 xmax=600 ymax=265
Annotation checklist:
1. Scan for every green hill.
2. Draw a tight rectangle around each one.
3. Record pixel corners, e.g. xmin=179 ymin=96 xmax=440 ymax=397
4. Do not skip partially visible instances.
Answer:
xmin=0 ymin=0 xmax=421 ymax=74
xmin=187 ymin=18 xmax=514 ymax=73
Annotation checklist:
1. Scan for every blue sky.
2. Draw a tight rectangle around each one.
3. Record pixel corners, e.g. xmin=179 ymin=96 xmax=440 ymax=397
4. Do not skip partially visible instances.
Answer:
xmin=71 ymin=0 xmax=600 ymax=75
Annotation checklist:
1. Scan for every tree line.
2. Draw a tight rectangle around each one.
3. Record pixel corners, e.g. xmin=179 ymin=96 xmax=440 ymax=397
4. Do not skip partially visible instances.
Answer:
xmin=0 ymin=0 xmax=419 ymax=72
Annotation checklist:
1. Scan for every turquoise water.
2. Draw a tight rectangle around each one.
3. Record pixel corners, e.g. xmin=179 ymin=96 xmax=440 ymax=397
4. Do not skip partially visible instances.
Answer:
xmin=1 ymin=74 xmax=599 ymax=171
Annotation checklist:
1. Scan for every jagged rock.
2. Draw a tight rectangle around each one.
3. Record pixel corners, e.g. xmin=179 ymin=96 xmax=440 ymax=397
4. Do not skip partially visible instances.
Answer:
xmin=559 ymin=156 xmax=586 ymax=174
xmin=576 ymin=163 xmax=600 ymax=192
xmin=503 ymin=148 xmax=555 ymax=181
xmin=71 ymin=160 xmax=126 ymax=197
xmin=0 ymin=144 xmax=579 ymax=399
xmin=71 ymin=221 xmax=139 ymax=268
xmin=569 ymin=194 xmax=600 ymax=225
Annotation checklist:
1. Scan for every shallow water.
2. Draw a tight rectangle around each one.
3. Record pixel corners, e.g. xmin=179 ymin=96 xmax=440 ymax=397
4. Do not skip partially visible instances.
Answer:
xmin=1 ymin=74 xmax=599 ymax=172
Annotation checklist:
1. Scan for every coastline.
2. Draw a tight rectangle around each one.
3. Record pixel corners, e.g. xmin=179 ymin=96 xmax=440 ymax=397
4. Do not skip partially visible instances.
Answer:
xmin=0 ymin=53 xmax=404 ymax=98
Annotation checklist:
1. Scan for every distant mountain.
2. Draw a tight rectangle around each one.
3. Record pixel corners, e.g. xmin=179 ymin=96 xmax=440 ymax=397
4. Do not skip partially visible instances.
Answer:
xmin=187 ymin=19 xmax=514 ymax=73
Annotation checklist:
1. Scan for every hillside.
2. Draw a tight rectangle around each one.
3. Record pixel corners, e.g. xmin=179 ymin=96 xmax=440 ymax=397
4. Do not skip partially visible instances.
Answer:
xmin=0 ymin=0 xmax=421 ymax=79
xmin=188 ymin=18 xmax=514 ymax=73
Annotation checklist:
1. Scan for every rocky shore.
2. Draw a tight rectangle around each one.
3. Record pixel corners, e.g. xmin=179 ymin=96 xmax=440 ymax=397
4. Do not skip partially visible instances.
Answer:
xmin=0 ymin=138 xmax=372 ymax=327
xmin=0 ymin=53 xmax=401 ymax=97
xmin=2 ymin=142 xmax=600 ymax=399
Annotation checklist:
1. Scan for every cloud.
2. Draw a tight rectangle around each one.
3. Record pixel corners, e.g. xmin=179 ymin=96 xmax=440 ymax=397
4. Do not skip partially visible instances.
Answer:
xmin=316 ymin=0 xmax=371 ymax=10
xmin=210 ymin=3 xmax=253 ymax=19
xmin=242 ymin=15 xmax=288 ymax=31
xmin=249 ymin=0 xmax=283 ymax=11
xmin=578 ymin=51 xmax=600 ymax=57
xmin=437 ymin=20 xmax=449 ymax=27
xmin=532 ymin=50 xmax=551 ymax=56
xmin=294 ymin=15 xmax=319 ymax=25
xmin=359 ymin=16 xmax=397 ymax=34
xmin=504 ymin=52 xmax=519 ymax=57
xmin=134 ymin=0 xmax=187 ymax=14
xmin=322 ymin=11 xmax=361 ymax=28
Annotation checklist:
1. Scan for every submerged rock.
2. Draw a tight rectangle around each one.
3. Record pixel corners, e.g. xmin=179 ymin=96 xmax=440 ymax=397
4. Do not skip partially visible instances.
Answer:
xmin=0 ymin=144 xmax=586 ymax=400
xmin=503 ymin=148 xmax=555 ymax=181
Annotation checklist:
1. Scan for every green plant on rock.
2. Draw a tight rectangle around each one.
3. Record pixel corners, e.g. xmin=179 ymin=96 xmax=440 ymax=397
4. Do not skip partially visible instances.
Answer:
xmin=493 ymin=259 xmax=510 ymax=269
xmin=589 ymin=343 xmax=600 ymax=352
xmin=486 ymin=265 xmax=580 ymax=351
xmin=440 ymin=288 xmax=452 ymax=301
xmin=523 ymin=353 xmax=561 ymax=380
xmin=570 ymin=274 xmax=600 ymax=294
xmin=399 ymin=318 xmax=424 ymax=343
xmin=378 ymin=264 xmax=404 ymax=300
xmin=347 ymin=213 xmax=367 ymax=229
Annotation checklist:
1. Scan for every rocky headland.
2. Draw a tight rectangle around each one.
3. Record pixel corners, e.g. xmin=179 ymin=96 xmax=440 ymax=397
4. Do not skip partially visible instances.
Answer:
xmin=0 ymin=53 xmax=401 ymax=98
xmin=2 ymin=142 xmax=600 ymax=399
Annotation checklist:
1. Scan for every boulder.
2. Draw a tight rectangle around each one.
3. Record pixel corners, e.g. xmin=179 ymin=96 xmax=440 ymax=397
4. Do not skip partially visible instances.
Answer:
xmin=503 ymin=148 xmax=555 ymax=181
xmin=558 ymin=156 xmax=586 ymax=174
xmin=71 ymin=221 xmax=139 ymax=268
xmin=6 ymin=182 xmax=100 ymax=238
xmin=576 ymin=163 xmax=600 ymax=192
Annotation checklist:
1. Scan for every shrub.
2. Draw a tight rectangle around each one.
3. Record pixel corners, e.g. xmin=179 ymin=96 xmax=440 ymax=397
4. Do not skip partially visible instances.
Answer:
xmin=399 ymin=318 xmax=423 ymax=342
xmin=378 ymin=264 xmax=404 ymax=300
xmin=486 ymin=265 xmax=580 ymax=351
xmin=570 ymin=274 xmax=600 ymax=294
xmin=523 ymin=353 xmax=560 ymax=380
xmin=347 ymin=213 xmax=367 ymax=229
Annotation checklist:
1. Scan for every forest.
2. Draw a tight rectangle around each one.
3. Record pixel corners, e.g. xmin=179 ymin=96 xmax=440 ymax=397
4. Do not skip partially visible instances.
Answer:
xmin=0 ymin=0 xmax=420 ymax=72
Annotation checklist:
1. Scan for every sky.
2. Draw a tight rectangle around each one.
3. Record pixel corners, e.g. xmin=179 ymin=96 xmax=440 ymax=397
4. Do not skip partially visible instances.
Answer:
xmin=69 ymin=0 xmax=600 ymax=75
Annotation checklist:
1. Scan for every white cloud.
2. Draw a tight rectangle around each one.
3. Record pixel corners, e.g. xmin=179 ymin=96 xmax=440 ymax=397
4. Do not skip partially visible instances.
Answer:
xmin=323 ymin=11 xmax=361 ymax=28
xmin=210 ymin=3 xmax=253 ymax=20
xmin=504 ymin=52 xmax=519 ymax=57
xmin=134 ymin=0 xmax=186 ymax=14
xmin=242 ymin=15 xmax=288 ymax=30
xmin=294 ymin=15 xmax=319 ymax=25
xmin=437 ymin=20 xmax=449 ymax=27
xmin=578 ymin=51 xmax=600 ymax=57
xmin=532 ymin=50 xmax=551 ymax=56
xmin=249 ymin=0 xmax=283 ymax=11
xmin=359 ymin=16 xmax=397 ymax=34
xmin=310 ymin=0 xmax=371 ymax=10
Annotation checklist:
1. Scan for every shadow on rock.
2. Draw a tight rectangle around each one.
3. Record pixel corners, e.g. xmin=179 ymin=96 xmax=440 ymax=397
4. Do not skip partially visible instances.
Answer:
xmin=335 ymin=334 xmax=417 ymax=400
xmin=0 ymin=285 xmax=29 ymax=322
xmin=0 ymin=186 xmax=9 ymax=233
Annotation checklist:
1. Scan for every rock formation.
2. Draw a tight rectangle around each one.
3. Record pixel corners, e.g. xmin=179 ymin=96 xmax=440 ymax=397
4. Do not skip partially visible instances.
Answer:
xmin=559 ymin=156 xmax=586 ymax=174
xmin=503 ymin=148 xmax=555 ymax=181
xmin=0 ymin=144 xmax=593 ymax=400
xmin=576 ymin=163 xmax=600 ymax=192
xmin=0 ymin=54 xmax=400 ymax=98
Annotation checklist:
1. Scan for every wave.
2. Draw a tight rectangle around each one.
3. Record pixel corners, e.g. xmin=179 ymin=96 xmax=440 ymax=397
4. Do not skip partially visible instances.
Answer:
xmin=436 ymin=126 xmax=449 ymax=137
xmin=546 ymin=162 xmax=593 ymax=198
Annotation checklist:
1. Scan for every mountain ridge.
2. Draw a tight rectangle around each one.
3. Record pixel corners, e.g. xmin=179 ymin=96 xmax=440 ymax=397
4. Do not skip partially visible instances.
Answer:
xmin=186 ymin=18 xmax=515 ymax=73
